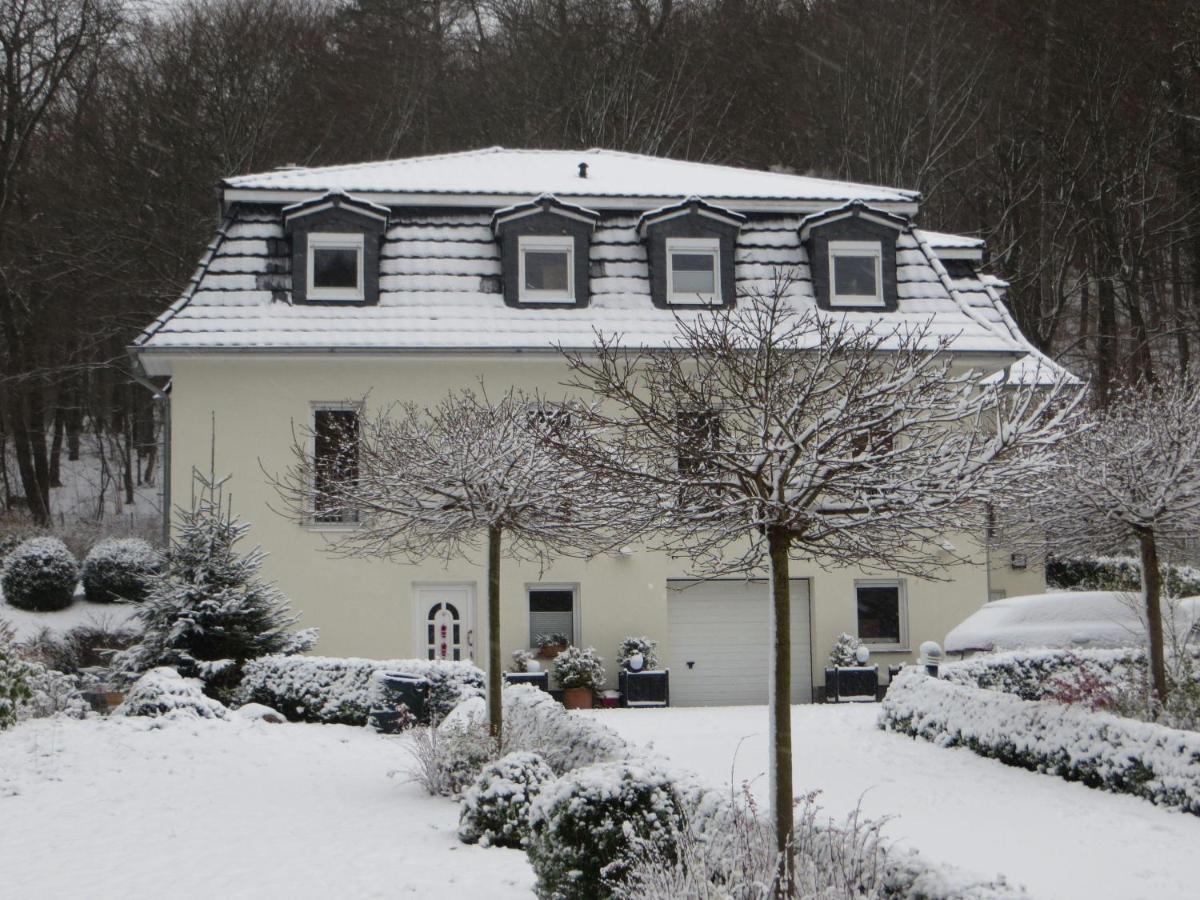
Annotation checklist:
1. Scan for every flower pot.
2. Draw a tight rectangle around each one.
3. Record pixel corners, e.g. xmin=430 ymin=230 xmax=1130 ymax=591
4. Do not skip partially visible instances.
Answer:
xmin=562 ymin=686 xmax=594 ymax=709
xmin=537 ymin=643 xmax=567 ymax=660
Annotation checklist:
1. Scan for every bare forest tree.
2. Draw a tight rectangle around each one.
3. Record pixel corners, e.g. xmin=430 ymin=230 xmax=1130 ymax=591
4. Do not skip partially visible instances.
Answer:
xmin=544 ymin=282 xmax=1082 ymax=888
xmin=273 ymin=388 xmax=609 ymax=738
xmin=998 ymin=371 xmax=1200 ymax=704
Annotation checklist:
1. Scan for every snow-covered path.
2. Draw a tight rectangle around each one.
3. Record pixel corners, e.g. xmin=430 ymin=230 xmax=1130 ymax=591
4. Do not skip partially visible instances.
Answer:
xmin=0 ymin=716 xmax=533 ymax=899
xmin=598 ymin=704 xmax=1200 ymax=900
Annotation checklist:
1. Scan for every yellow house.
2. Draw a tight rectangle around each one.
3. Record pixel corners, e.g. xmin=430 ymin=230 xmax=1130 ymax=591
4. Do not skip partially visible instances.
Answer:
xmin=131 ymin=147 xmax=1046 ymax=703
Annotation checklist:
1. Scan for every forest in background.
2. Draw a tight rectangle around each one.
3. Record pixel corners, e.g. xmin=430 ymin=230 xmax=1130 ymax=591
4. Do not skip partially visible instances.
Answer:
xmin=2 ymin=0 xmax=1199 ymax=527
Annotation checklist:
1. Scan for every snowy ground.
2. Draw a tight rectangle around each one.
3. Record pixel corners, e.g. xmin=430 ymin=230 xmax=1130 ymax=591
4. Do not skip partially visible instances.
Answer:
xmin=1 ymin=594 xmax=141 ymax=642
xmin=597 ymin=704 xmax=1200 ymax=900
xmin=0 ymin=716 xmax=533 ymax=899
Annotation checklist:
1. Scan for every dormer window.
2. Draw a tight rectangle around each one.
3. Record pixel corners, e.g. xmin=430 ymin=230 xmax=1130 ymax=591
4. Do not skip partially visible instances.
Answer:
xmin=666 ymin=238 xmax=720 ymax=305
xmin=829 ymin=241 xmax=883 ymax=307
xmin=519 ymin=235 xmax=574 ymax=303
xmin=308 ymin=233 xmax=365 ymax=302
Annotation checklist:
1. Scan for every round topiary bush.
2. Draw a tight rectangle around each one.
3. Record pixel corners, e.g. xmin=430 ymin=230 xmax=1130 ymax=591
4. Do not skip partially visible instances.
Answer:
xmin=1 ymin=537 xmax=79 ymax=612
xmin=459 ymin=750 xmax=555 ymax=848
xmin=527 ymin=760 xmax=686 ymax=899
xmin=81 ymin=537 xmax=160 ymax=603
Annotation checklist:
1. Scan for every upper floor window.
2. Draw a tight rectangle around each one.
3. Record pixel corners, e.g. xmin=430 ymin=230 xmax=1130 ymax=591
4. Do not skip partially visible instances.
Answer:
xmin=519 ymin=235 xmax=574 ymax=303
xmin=308 ymin=233 xmax=365 ymax=302
xmin=666 ymin=238 xmax=720 ymax=305
xmin=313 ymin=405 xmax=360 ymax=524
xmin=829 ymin=241 xmax=883 ymax=307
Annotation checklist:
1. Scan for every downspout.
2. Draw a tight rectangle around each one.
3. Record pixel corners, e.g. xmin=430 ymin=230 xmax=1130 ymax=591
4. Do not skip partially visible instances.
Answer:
xmin=127 ymin=350 xmax=171 ymax=545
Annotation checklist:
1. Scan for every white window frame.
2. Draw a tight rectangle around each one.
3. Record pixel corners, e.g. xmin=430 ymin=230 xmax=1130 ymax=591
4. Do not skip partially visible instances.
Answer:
xmin=307 ymin=232 xmax=365 ymax=302
xmin=854 ymin=578 xmax=908 ymax=651
xmin=526 ymin=583 xmax=580 ymax=647
xmin=828 ymin=240 xmax=884 ymax=307
xmin=307 ymin=401 xmax=363 ymax=529
xmin=666 ymin=237 xmax=721 ymax=305
xmin=518 ymin=235 xmax=575 ymax=303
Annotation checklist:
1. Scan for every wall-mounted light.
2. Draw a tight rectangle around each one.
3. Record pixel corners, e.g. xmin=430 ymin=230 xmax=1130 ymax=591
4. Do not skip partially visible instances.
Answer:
xmin=1010 ymin=552 xmax=1028 ymax=570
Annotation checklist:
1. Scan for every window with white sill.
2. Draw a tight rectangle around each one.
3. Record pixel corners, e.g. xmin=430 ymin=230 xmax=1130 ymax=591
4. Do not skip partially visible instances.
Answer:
xmin=829 ymin=241 xmax=884 ymax=307
xmin=666 ymin=237 xmax=721 ymax=304
xmin=307 ymin=233 xmax=365 ymax=302
xmin=519 ymin=236 xmax=574 ymax=303
xmin=855 ymin=579 xmax=906 ymax=648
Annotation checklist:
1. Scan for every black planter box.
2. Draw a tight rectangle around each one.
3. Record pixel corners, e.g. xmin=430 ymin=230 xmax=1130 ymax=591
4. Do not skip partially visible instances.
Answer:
xmin=824 ymin=666 xmax=879 ymax=703
xmin=504 ymin=671 xmax=550 ymax=692
xmin=619 ymin=669 xmax=669 ymax=707
xmin=371 ymin=672 xmax=430 ymax=728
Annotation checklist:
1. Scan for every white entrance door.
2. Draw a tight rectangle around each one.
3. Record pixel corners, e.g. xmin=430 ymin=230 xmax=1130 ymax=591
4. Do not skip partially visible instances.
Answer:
xmin=414 ymin=584 xmax=475 ymax=662
xmin=666 ymin=578 xmax=812 ymax=706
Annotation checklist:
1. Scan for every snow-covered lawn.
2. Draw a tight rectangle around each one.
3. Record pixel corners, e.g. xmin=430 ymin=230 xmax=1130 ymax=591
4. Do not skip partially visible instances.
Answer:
xmin=597 ymin=704 xmax=1200 ymax=900
xmin=1 ymin=596 xmax=140 ymax=642
xmin=0 ymin=716 xmax=533 ymax=899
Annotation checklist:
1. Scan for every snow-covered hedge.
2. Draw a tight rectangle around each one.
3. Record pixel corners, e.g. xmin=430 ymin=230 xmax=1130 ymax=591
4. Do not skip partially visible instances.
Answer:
xmin=236 ymin=654 xmax=485 ymax=726
xmin=458 ymin=750 xmax=555 ymax=848
xmin=1 ymin=537 xmax=79 ymax=612
xmin=880 ymin=668 xmax=1200 ymax=814
xmin=1047 ymin=554 xmax=1200 ymax=596
xmin=528 ymin=759 xmax=688 ymax=899
xmin=81 ymin=538 xmax=160 ymax=604
xmin=18 ymin=661 xmax=89 ymax=721
xmin=117 ymin=667 xmax=229 ymax=719
xmin=941 ymin=648 xmax=1143 ymax=701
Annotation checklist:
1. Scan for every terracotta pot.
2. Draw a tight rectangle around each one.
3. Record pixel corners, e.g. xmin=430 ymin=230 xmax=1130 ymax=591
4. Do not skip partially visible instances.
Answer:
xmin=562 ymin=687 xmax=594 ymax=709
xmin=537 ymin=643 xmax=567 ymax=660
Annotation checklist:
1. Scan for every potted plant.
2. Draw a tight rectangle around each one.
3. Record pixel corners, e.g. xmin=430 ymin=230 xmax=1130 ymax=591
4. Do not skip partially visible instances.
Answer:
xmin=552 ymin=645 xmax=605 ymax=709
xmin=505 ymin=648 xmax=550 ymax=691
xmin=616 ymin=636 xmax=669 ymax=707
xmin=535 ymin=632 xmax=570 ymax=659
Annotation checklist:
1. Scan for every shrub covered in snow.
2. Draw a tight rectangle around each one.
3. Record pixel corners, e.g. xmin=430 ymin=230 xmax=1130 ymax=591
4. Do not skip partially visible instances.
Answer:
xmin=1047 ymin=554 xmax=1200 ymax=596
xmin=116 ymin=667 xmax=229 ymax=719
xmin=236 ymin=655 xmax=485 ymax=725
xmin=552 ymin=645 xmax=606 ymax=690
xmin=511 ymin=648 xmax=535 ymax=672
xmin=880 ymin=667 xmax=1200 ymax=814
xmin=458 ymin=750 xmax=555 ymax=847
xmin=527 ymin=759 xmax=688 ymax=899
xmin=616 ymin=636 xmax=659 ymax=671
xmin=17 ymin=661 xmax=89 ymax=721
xmin=1 ymin=537 xmax=79 ymax=612
xmin=941 ymin=648 xmax=1143 ymax=701
xmin=829 ymin=632 xmax=863 ymax=668
xmin=0 ymin=638 xmax=30 ymax=730
xmin=81 ymin=538 xmax=160 ymax=604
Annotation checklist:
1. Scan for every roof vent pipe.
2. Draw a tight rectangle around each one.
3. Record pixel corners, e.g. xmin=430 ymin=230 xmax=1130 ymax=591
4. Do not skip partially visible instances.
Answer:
xmin=578 ymin=162 xmax=588 ymax=179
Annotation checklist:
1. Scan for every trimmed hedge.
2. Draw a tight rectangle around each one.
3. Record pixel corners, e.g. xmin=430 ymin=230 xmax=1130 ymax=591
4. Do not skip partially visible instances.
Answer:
xmin=1047 ymin=554 xmax=1200 ymax=596
xmin=881 ymin=668 xmax=1200 ymax=814
xmin=941 ymin=648 xmax=1143 ymax=701
xmin=458 ymin=750 xmax=555 ymax=848
xmin=236 ymin=655 xmax=484 ymax=725
xmin=1 ymin=537 xmax=79 ymax=611
xmin=81 ymin=538 xmax=160 ymax=603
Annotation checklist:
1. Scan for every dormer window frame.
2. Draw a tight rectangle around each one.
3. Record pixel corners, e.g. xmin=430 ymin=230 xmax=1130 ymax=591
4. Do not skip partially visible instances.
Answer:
xmin=517 ymin=234 xmax=576 ymax=304
xmin=665 ymin=237 xmax=722 ymax=306
xmin=827 ymin=240 xmax=884 ymax=308
xmin=307 ymin=231 xmax=366 ymax=303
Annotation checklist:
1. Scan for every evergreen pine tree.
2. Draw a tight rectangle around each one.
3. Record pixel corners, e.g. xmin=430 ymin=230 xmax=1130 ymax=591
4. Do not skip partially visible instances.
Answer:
xmin=829 ymin=632 xmax=862 ymax=668
xmin=115 ymin=467 xmax=316 ymax=697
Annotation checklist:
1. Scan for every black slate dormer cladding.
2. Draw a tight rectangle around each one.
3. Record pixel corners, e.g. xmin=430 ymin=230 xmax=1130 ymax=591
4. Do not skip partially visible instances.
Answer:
xmin=283 ymin=192 xmax=389 ymax=306
xmin=491 ymin=195 xmax=600 ymax=309
xmin=638 ymin=197 xmax=745 ymax=309
xmin=800 ymin=201 xmax=908 ymax=313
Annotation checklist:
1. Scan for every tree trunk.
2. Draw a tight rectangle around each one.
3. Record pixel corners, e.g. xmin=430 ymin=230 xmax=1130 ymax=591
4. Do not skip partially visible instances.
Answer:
xmin=6 ymin=389 xmax=51 ymax=525
xmin=49 ymin=402 xmax=65 ymax=488
xmin=487 ymin=524 xmax=503 ymax=741
xmin=1097 ymin=276 xmax=1117 ymax=405
xmin=1137 ymin=529 xmax=1169 ymax=704
xmin=766 ymin=524 xmax=794 ymax=894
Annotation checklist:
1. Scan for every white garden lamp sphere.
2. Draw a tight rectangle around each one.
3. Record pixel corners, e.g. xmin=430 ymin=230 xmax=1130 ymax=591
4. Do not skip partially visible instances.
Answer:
xmin=854 ymin=644 xmax=871 ymax=665
xmin=627 ymin=652 xmax=644 ymax=671
xmin=526 ymin=659 xmax=542 ymax=673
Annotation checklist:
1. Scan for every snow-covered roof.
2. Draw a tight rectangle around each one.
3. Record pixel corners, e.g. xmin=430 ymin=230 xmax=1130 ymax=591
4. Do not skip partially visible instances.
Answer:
xmin=223 ymin=147 xmax=920 ymax=210
xmin=982 ymin=352 xmax=1081 ymax=388
xmin=944 ymin=591 xmax=1200 ymax=654
xmin=133 ymin=205 xmax=1034 ymax=364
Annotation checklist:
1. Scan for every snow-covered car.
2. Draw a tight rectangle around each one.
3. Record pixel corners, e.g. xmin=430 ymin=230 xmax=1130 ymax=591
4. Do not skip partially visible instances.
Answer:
xmin=945 ymin=590 xmax=1200 ymax=654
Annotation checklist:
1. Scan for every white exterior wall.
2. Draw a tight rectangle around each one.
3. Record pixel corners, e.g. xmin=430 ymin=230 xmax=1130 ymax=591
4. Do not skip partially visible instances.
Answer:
xmin=166 ymin=353 xmax=1031 ymax=692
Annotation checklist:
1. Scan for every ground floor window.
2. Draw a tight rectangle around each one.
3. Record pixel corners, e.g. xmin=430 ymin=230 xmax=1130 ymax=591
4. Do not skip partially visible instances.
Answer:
xmin=855 ymin=579 xmax=906 ymax=648
xmin=528 ymin=585 xmax=576 ymax=647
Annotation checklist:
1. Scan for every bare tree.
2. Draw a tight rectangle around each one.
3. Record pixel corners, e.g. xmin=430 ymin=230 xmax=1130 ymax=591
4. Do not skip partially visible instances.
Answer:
xmin=273 ymin=387 xmax=607 ymax=739
xmin=549 ymin=282 xmax=1081 ymax=889
xmin=1001 ymin=371 xmax=1200 ymax=704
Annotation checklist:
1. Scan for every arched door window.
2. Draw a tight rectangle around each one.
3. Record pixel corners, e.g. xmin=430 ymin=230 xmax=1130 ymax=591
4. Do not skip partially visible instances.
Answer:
xmin=426 ymin=601 xmax=462 ymax=661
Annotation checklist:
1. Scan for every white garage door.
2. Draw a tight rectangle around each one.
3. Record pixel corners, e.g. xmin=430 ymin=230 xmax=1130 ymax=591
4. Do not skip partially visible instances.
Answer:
xmin=667 ymin=579 xmax=812 ymax=707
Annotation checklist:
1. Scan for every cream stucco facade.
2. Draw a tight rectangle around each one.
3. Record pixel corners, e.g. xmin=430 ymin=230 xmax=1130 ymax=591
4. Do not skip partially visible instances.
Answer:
xmin=162 ymin=352 xmax=1039 ymax=696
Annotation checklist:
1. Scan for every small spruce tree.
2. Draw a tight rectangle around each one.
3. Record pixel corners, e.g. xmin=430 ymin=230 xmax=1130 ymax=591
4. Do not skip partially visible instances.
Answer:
xmin=829 ymin=633 xmax=863 ymax=668
xmin=114 ymin=467 xmax=316 ymax=698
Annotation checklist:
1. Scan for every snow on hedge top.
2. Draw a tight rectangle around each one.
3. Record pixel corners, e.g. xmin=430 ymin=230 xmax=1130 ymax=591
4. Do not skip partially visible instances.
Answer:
xmin=224 ymin=147 xmax=919 ymax=206
xmin=945 ymin=590 xmax=1200 ymax=653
